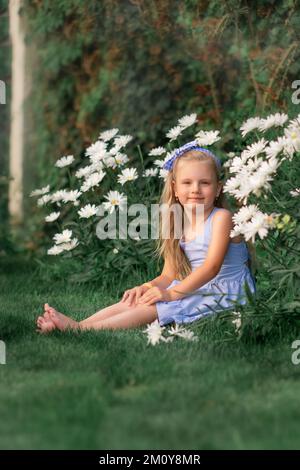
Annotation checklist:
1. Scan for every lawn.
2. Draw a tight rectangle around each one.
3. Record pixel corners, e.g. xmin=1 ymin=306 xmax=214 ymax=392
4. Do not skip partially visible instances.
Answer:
xmin=1 ymin=258 xmax=300 ymax=450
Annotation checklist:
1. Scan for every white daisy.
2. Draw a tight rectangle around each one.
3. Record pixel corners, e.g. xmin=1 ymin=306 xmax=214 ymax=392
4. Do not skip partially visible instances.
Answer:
xmin=75 ymin=165 xmax=94 ymax=179
xmin=114 ymin=135 xmax=133 ymax=148
xmin=242 ymin=138 xmax=268 ymax=159
xmin=80 ymin=171 xmax=105 ymax=192
xmin=62 ymin=190 xmax=82 ymax=203
xmin=243 ymin=212 xmax=269 ymax=243
xmin=195 ymin=130 xmax=220 ymax=145
xmin=239 ymin=117 xmax=262 ymax=137
xmin=113 ymin=248 xmax=119 ymax=254
xmin=143 ymin=320 xmax=165 ymax=346
xmin=148 ymin=147 xmax=166 ymax=156
xmin=107 ymin=153 xmax=130 ymax=168
xmin=117 ymin=167 xmax=138 ymax=185
xmin=178 ymin=113 xmax=197 ymax=129
xmin=232 ymin=311 xmax=242 ymax=332
xmin=37 ymin=194 xmax=52 ymax=207
xmin=51 ymin=190 xmax=68 ymax=205
xmin=53 ymin=229 xmax=73 ymax=245
xmin=168 ymin=324 xmax=187 ymax=336
xmin=176 ymin=329 xmax=198 ymax=342
xmin=143 ymin=168 xmax=158 ymax=177
xmin=284 ymin=126 xmax=300 ymax=153
xmin=102 ymin=190 xmax=127 ymax=214
xmin=85 ymin=141 xmax=107 ymax=160
xmin=153 ymin=159 xmax=165 ymax=168
xmin=99 ymin=128 xmax=119 ymax=142
xmin=159 ymin=169 xmax=169 ymax=180
xmin=55 ymin=155 xmax=74 ymax=168
xmin=287 ymin=113 xmax=300 ymax=128
xmin=30 ymin=185 xmax=50 ymax=197
xmin=166 ymin=125 xmax=182 ymax=141
xmin=232 ymin=205 xmax=260 ymax=225
xmin=265 ymin=137 xmax=287 ymax=159
xmin=45 ymin=212 xmax=60 ymax=223
xmin=290 ymin=188 xmax=300 ymax=197
xmin=258 ymin=112 xmax=288 ymax=132
xmin=61 ymin=238 xmax=79 ymax=251
xmin=47 ymin=245 xmax=65 ymax=255
xmin=78 ymin=204 xmax=99 ymax=219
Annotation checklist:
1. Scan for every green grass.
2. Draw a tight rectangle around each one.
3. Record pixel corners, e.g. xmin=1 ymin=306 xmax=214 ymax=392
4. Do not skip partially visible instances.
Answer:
xmin=1 ymin=258 xmax=300 ymax=450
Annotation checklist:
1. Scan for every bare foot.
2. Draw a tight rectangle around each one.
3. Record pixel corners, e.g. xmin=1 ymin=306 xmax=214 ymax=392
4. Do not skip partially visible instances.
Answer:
xmin=44 ymin=303 xmax=79 ymax=331
xmin=36 ymin=315 xmax=56 ymax=334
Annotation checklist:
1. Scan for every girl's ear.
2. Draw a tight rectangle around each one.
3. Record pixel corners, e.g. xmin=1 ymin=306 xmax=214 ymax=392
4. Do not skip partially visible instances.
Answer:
xmin=172 ymin=178 xmax=177 ymax=197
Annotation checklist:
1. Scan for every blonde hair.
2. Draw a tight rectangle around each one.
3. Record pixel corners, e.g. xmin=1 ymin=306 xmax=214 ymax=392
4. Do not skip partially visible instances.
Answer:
xmin=155 ymin=150 xmax=230 ymax=280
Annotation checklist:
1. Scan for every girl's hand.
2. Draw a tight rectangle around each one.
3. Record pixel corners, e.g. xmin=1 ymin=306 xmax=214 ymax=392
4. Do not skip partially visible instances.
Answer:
xmin=138 ymin=287 xmax=172 ymax=306
xmin=121 ymin=284 xmax=151 ymax=306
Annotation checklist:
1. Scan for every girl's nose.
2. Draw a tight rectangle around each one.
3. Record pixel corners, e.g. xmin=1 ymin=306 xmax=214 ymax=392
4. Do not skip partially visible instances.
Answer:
xmin=191 ymin=183 xmax=201 ymax=192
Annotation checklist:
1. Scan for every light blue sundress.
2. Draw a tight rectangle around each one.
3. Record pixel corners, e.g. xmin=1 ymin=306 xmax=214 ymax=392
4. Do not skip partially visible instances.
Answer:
xmin=156 ymin=207 xmax=257 ymax=326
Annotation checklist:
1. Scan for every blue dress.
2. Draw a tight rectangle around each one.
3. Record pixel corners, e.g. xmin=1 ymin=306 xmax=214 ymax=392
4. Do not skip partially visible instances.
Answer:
xmin=156 ymin=207 xmax=256 ymax=326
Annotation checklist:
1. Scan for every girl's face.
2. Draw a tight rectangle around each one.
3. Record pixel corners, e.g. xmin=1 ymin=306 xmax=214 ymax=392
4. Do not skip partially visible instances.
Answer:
xmin=172 ymin=159 xmax=222 ymax=211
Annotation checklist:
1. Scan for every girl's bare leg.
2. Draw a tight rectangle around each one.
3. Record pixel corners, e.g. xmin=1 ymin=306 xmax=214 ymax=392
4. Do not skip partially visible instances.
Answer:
xmin=49 ymin=303 xmax=158 ymax=331
xmin=42 ymin=300 xmax=135 ymax=329
xmin=79 ymin=301 xmax=135 ymax=327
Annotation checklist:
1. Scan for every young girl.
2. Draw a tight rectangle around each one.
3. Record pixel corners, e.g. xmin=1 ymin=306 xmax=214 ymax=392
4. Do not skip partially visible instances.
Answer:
xmin=36 ymin=141 xmax=256 ymax=333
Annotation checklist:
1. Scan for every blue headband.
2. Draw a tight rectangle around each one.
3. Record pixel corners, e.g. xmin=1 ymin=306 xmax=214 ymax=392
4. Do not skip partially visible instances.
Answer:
xmin=162 ymin=141 xmax=222 ymax=171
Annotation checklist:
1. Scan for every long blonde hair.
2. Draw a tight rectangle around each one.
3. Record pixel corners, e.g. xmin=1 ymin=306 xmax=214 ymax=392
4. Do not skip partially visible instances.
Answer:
xmin=155 ymin=150 xmax=230 ymax=280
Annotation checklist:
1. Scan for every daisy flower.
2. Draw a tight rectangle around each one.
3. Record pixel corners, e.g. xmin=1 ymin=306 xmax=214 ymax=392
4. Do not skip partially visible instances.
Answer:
xmin=45 ymin=212 xmax=60 ymax=223
xmin=99 ymin=128 xmax=119 ymax=142
xmin=62 ymin=190 xmax=82 ymax=203
xmin=102 ymin=190 xmax=127 ymax=214
xmin=143 ymin=320 xmax=166 ymax=346
xmin=61 ymin=238 xmax=79 ymax=251
xmin=37 ymin=194 xmax=52 ymax=207
xmin=166 ymin=125 xmax=182 ymax=141
xmin=148 ymin=147 xmax=166 ymax=156
xmin=177 ymin=113 xmax=197 ymax=129
xmin=290 ymin=188 xmax=300 ymax=197
xmin=117 ymin=168 xmax=138 ymax=185
xmin=239 ymin=117 xmax=262 ymax=137
xmin=114 ymin=135 xmax=133 ymax=148
xmin=47 ymin=245 xmax=65 ymax=255
xmin=78 ymin=204 xmax=99 ymax=219
xmin=159 ymin=169 xmax=169 ymax=180
xmin=195 ymin=130 xmax=220 ymax=145
xmin=232 ymin=311 xmax=242 ymax=332
xmin=143 ymin=168 xmax=158 ymax=177
xmin=30 ymin=185 xmax=50 ymax=197
xmin=53 ymin=229 xmax=73 ymax=245
xmin=258 ymin=112 xmax=288 ymax=132
xmin=55 ymin=155 xmax=74 ymax=168
xmin=85 ymin=141 xmax=107 ymax=160
xmin=80 ymin=171 xmax=106 ymax=192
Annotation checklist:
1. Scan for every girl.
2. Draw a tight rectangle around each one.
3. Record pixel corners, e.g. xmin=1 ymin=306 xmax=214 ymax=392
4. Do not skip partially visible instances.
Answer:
xmin=36 ymin=141 xmax=256 ymax=333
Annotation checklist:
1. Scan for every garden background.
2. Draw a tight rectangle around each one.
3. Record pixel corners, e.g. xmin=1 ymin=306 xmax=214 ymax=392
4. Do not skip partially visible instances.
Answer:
xmin=0 ymin=0 xmax=300 ymax=450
